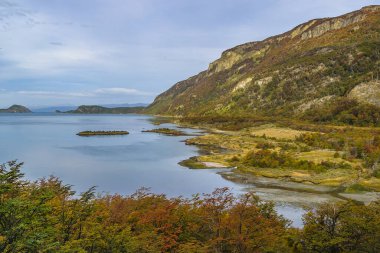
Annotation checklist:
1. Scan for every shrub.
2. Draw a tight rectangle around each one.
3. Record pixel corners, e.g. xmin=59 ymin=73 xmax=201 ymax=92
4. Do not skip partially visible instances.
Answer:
xmin=242 ymin=150 xmax=350 ymax=172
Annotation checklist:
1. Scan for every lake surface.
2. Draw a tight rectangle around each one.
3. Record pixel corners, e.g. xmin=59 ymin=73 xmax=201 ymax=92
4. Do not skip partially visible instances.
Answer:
xmin=0 ymin=113 xmax=305 ymax=226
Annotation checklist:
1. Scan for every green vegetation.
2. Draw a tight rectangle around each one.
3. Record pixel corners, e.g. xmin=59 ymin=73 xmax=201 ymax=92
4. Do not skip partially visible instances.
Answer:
xmin=77 ymin=131 xmax=129 ymax=136
xmin=296 ymin=130 xmax=380 ymax=179
xmin=242 ymin=149 xmax=352 ymax=173
xmin=299 ymin=201 xmax=380 ymax=253
xmin=178 ymin=157 xmax=208 ymax=169
xmin=302 ymin=97 xmax=380 ymax=126
xmin=177 ymin=115 xmax=278 ymax=131
xmin=142 ymin=128 xmax=188 ymax=136
xmin=146 ymin=6 xmax=380 ymax=127
xmin=344 ymin=183 xmax=373 ymax=193
xmin=176 ymin=119 xmax=380 ymax=191
xmin=1 ymin=161 xmax=379 ymax=252
xmin=67 ymin=105 xmax=144 ymax=114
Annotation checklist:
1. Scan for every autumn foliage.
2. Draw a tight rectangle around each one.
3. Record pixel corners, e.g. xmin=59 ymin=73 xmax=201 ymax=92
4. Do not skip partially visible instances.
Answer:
xmin=0 ymin=161 xmax=379 ymax=252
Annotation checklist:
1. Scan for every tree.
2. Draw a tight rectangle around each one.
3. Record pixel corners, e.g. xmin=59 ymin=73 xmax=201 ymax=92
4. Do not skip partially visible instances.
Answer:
xmin=0 ymin=161 xmax=55 ymax=252
xmin=300 ymin=201 xmax=380 ymax=253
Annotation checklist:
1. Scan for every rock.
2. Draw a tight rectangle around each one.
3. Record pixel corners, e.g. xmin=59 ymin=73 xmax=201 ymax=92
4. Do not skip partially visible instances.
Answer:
xmin=348 ymin=81 xmax=380 ymax=107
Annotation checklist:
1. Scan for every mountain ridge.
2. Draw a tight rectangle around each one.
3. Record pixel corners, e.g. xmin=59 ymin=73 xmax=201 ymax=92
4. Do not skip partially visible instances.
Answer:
xmin=146 ymin=5 xmax=380 ymax=125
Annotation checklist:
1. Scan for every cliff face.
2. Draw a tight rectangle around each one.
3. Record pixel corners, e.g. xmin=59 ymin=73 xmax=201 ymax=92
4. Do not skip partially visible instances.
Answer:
xmin=147 ymin=6 xmax=380 ymax=118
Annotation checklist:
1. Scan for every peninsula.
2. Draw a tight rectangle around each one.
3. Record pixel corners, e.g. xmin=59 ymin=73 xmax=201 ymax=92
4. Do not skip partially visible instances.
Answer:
xmin=142 ymin=128 xmax=188 ymax=136
xmin=66 ymin=105 xmax=144 ymax=114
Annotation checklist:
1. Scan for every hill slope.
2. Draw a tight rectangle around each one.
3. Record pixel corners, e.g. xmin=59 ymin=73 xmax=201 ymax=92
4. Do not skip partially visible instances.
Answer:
xmin=147 ymin=6 xmax=380 ymax=125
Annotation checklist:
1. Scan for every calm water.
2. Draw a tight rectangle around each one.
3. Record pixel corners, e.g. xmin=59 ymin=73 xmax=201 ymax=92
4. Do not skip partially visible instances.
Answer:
xmin=0 ymin=113 xmax=304 ymax=226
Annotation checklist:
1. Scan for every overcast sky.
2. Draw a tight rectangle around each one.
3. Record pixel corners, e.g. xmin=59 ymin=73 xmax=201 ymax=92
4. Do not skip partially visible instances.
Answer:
xmin=0 ymin=0 xmax=379 ymax=107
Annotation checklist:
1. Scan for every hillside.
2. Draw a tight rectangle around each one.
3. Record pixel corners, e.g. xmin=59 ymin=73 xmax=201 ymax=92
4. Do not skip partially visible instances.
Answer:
xmin=0 ymin=105 xmax=31 ymax=113
xmin=147 ymin=6 xmax=380 ymax=125
xmin=66 ymin=105 xmax=144 ymax=114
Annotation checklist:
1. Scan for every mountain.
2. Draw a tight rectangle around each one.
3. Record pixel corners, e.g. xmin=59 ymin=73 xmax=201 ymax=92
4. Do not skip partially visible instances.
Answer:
xmin=65 ymin=105 xmax=144 ymax=114
xmin=32 ymin=106 xmax=77 ymax=113
xmin=146 ymin=6 xmax=380 ymax=125
xmin=101 ymin=103 xmax=149 ymax=108
xmin=0 ymin=105 xmax=32 ymax=113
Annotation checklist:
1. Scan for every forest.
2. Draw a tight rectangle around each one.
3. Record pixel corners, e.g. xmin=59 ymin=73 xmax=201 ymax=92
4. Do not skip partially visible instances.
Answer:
xmin=0 ymin=161 xmax=379 ymax=253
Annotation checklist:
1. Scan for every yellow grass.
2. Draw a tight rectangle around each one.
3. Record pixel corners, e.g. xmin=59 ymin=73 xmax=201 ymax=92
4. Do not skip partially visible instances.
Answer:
xmin=360 ymin=178 xmax=380 ymax=191
xmin=296 ymin=150 xmax=362 ymax=166
xmin=248 ymin=126 xmax=307 ymax=140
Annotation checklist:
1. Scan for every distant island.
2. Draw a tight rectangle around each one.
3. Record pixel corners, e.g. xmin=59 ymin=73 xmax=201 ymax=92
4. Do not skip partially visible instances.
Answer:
xmin=0 ymin=105 xmax=31 ymax=113
xmin=64 ymin=105 xmax=145 ymax=114
xmin=77 ymin=130 xmax=130 ymax=136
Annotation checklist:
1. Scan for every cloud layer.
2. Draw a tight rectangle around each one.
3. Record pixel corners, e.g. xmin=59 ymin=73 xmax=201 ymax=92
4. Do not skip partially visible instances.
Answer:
xmin=0 ymin=0 xmax=379 ymax=106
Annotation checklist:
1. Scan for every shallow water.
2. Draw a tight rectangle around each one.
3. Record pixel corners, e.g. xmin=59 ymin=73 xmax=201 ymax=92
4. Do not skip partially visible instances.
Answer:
xmin=0 ymin=113 xmax=305 ymax=226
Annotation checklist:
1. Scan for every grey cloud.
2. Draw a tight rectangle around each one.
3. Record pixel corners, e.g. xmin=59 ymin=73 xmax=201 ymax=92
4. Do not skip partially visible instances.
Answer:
xmin=1 ymin=0 xmax=380 ymax=107
xmin=14 ymin=88 xmax=151 ymax=98
xmin=0 ymin=2 xmax=37 ymax=32
xmin=50 ymin=42 xmax=64 ymax=46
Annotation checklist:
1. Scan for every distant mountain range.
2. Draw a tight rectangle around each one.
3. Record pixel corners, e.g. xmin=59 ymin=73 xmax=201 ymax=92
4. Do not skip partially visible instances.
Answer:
xmin=31 ymin=106 xmax=77 ymax=113
xmin=146 ymin=6 xmax=380 ymax=125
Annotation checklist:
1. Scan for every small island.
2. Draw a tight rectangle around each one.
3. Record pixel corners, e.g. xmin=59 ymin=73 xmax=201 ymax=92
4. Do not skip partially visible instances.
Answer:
xmin=0 ymin=104 xmax=31 ymax=113
xmin=77 ymin=131 xmax=129 ymax=136
xmin=142 ymin=128 xmax=187 ymax=136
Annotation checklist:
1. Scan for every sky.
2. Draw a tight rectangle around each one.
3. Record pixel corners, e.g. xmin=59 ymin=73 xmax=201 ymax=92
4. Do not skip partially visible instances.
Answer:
xmin=0 ymin=0 xmax=379 ymax=108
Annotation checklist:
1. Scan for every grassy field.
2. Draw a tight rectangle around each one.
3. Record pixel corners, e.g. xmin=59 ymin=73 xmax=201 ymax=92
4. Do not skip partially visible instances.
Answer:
xmin=177 ymin=121 xmax=380 ymax=192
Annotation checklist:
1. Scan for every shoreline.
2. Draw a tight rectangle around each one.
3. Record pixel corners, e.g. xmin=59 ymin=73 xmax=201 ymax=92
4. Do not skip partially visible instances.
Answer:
xmin=166 ymin=118 xmax=380 ymax=205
